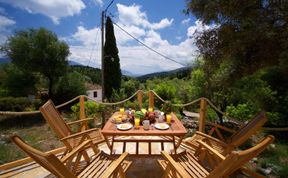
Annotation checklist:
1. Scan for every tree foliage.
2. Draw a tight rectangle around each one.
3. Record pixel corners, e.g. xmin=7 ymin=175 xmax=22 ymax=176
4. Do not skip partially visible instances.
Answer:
xmin=104 ymin=16 xmax=122 ymax=99
xmin=1 ymin=28 xmax=70 ymax=97
xmin=2 ymin=63 xmax=37 ymax=97
xmin=186 ymin=0 xmax=288 ymax=80
xmin=53 ymin=71 xmax=86 ymax=104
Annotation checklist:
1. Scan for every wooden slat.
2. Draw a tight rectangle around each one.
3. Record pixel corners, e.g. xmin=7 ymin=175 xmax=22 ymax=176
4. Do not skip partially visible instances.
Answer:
xmin=0 ymin=146 xmax=66 ymax=171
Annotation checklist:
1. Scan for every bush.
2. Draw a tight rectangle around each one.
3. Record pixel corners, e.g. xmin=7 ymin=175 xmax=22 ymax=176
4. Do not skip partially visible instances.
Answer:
xmin=0 ymin=97 xmax=30 ymax=111
xmin=70 ymin=101 xmax=105 ymax=119
xmin=225 ymin=103 xmax=259 ymax=121
xmin=53 ymin=71 xmax=86 ymax=104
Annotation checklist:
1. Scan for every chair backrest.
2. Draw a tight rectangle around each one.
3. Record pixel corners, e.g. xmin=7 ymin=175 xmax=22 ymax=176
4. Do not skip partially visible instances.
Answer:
xmin=226 ymin=111 xmax=267 ymax=147
xmin=40 ymin=100 xmax=72 ymax=139
xmin=209 ymin=135 xmax=274 ymax=177
xmin=11 ymin=135 xmax=76 ymax=178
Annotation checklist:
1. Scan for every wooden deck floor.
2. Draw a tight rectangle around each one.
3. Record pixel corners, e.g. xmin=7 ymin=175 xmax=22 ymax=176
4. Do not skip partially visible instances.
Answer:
xmin=0 ymin=136 xmax=188 ymax=178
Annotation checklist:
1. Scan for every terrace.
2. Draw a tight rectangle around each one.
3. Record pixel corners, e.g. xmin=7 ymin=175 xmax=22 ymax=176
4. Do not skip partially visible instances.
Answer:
xmin=0 ymin=90 xmax=276 ymax=177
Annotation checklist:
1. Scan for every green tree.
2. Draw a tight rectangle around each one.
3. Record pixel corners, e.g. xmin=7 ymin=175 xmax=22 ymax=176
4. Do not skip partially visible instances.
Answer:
xmin=53 ymin=71 xmax=86 ymax=104
xmin=186 ymin=0 xmax=288 ymax=81
xmin=104 ymin=16 xmax=121 ymax=99
xmin=2 ymin=63 xmax=37 ymax=97
xmin=1 ymin=28 xmax=70 ymax=97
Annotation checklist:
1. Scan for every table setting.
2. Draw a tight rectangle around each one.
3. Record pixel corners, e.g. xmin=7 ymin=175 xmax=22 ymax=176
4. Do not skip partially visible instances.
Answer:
xmin=112 ymin=107 xmax=174 ymax=131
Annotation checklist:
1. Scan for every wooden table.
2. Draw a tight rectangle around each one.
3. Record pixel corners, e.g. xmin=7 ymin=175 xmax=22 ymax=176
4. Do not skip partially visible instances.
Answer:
xmin=101 ymin=112 xmax=187 ymax=155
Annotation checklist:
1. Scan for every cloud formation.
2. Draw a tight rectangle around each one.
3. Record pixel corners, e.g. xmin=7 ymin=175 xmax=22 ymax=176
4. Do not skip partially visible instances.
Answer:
xmin=116 ymin=4 xmax=173 ymax=30
xmin=0 ymin=0 xmax=85 ymax=24
xmin=68 ymin=3 xmax=201 ymax=75
xmin=181 ymin=18 xmax=190 ymax=25
xmin=0 ymin=15 xmax=16 ymax=44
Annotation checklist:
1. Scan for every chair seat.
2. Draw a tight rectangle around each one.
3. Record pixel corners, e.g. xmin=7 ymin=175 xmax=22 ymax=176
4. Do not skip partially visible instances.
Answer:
xmin=185 ymin=132 xmax=225 ymax=154
xmin=78 ymin=151 xmax=132 ymax=178
xmin=158 ymin=151 xmax=209 ymax=178
xmin=66 ymin=129 xmax=104 ymax=148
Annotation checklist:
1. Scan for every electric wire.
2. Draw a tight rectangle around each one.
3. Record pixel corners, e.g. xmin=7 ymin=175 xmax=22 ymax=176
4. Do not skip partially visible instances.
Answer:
xmin=111 ymin=20 xmax=188 ymax=67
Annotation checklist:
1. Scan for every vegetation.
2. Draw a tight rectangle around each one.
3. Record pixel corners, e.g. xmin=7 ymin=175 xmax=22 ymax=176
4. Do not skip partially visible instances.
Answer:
xmin=0 ymin=2 xmax=287 ymax=177
xmin=104 ymin=16 xmax=122 ymax=99
xmin=1 ymin=28 xmax=70 ymax=97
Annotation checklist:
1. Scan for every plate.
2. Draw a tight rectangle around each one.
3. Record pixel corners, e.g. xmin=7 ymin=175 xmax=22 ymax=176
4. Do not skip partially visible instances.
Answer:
xmin=117 ymin=123 xmax=133 ymax=130
xmin=154 ymin=123 xmax=169 ymax=130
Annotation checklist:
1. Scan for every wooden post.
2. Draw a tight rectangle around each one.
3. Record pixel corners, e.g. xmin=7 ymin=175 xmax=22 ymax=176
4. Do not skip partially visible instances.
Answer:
xmin=148 ymin=90 xmax=154 ymax=109
xmin=79 ymin=95 xmax=87 ymax=131
xmin=137 ymin=90 xmax=143 ymax=110
xmin=199 ymin=99 xmax=207 ymax=133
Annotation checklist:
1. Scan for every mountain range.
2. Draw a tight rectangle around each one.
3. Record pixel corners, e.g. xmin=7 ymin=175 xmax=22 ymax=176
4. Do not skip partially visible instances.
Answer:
xmin=0 ymin=58 xmax=192 ymax=79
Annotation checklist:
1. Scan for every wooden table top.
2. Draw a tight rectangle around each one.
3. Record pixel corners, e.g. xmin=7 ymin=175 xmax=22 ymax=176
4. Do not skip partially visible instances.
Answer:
xmin=101 ymin=112 xmax=187 ymax=136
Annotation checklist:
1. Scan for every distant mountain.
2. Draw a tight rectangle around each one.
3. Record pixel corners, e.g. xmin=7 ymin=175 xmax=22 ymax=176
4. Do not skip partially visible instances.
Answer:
xmin=70 ymin=65 xmax=101 ymax=84
xmin=137 ymin=66 xmax=193 ymax=81
xmin=0 ymin=57 xmax=10 ymax=64
xmin=68 ymin=60 xmax=83 ymax=66
xmin=121 ymin=70 xmax=140 ymax=77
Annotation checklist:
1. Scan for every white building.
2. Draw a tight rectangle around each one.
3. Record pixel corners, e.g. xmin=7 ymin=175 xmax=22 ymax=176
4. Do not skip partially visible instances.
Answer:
xmin=85 ymin=83 xmax=102 ymax=102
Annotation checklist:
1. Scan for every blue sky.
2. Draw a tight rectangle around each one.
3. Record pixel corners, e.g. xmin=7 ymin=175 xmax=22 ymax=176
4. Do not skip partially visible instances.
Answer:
xmin=0 ymin=0 xmax=212 ymax=75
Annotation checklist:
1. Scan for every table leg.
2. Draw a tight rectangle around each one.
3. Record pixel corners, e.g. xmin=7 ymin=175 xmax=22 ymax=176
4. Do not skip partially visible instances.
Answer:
xmin=104 ymin=135 xmax=114 ymax=155
xmin=174 ymin=136 xmax=184 ymax=153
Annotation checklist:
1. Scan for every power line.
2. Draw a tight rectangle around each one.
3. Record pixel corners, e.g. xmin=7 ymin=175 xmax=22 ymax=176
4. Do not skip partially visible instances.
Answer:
xmin=111 ymin=20 xmax=188 ymax=67
xmin=87 ymin=22 xmax=101 ymax=67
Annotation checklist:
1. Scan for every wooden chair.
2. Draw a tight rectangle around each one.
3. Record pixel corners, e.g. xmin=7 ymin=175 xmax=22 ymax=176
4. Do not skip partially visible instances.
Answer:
xmin=158 ymin=135 xmax=274 ymax=178
xmin=185 ymin=112 xmax=268 ymax=155
xmin=40 ymin=100 xmax=105 ymax=154
xmin=11 ymin=135 xmax=132 ymax=178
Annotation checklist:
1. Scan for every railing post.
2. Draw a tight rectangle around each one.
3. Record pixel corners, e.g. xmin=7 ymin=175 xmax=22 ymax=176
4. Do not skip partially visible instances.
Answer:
xmin=199 ymin=99 xmax=207 ymax=133
xmin=148 ymin=90 xmax=154 ymax=109
xmin=137 ymin=90 xmax=143 ymax=110
xmin=79 ymin=95 xmax=87 ymax=131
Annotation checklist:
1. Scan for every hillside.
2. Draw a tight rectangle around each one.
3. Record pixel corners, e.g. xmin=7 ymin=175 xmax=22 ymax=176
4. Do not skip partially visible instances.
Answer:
xmin=136 ymin=66 xmax=192 ymax=81
xmin=70 ymin=65 xmax=101 ymax=84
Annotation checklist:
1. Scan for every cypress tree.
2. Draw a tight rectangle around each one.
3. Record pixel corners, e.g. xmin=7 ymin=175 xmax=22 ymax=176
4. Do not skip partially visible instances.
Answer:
xmin=103 ymin=16 xmax=121 ymax=99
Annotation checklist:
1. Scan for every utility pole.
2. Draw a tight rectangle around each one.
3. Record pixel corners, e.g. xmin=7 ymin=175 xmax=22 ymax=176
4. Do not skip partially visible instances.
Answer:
xmin=101 ymin=11 xmax=105 ymax=102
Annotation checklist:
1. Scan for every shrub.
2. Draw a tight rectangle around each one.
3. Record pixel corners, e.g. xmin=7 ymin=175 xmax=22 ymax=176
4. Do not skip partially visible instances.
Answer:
xmin=0 ymin=97 xmax=30 ymax=111
xmin=70 ymin=101 xmax=105 ymax=119
xmin=225 ymin=103 xmax=259 ymax=121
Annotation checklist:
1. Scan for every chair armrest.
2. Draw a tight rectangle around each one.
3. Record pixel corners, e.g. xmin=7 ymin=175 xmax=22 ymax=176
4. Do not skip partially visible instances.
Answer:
xmin=60 ymin=139 xmax=92 ymax=163
xmin=60 ymin=128 xmax=103 ymax=142
xmin=99 ymin=152 xmax=129 ymax=178
xmin=160 ymin=151 xmax=191 ymax=178
xmin=196 ymin=140 xmax=225 ymax=161
xmin=67 ymin=118 xmax=95 ymax=126
xmin=206 ymin=121 xmax=236 ymax=134
xmin=195 ymin=131 xmax=228 ymax=147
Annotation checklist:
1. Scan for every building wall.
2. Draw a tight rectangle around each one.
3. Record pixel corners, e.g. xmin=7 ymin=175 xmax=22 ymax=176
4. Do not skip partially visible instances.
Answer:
xmin=86 ymin=89 xmax=102 ymax=101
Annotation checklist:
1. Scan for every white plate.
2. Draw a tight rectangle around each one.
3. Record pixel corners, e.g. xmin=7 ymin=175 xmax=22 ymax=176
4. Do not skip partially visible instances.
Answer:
xmin=154 ymin=123 xmax=169 ymax=130
xmin=117 ymin=123 xmax=133 ymax=130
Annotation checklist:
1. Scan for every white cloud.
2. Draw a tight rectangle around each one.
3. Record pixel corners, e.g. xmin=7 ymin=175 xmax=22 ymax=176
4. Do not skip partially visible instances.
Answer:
xmin=91 ymin=0 xmax=103 ymax=7
xmin=66 ymin=3 xmax=205 ymax=75
xmin=116 ymin=3 xmax=173 ymax=30
xmin=181 ymin=18 xmax=190 ymax=25
xmin=114 ymin=23 xmax=146 ymax=45
xmin=0 ymin=0 xmax=85 ymax=24
xmin=0 ymin=15 xmax=16 ymax=44
xmin=72 ymin=26 xmax=101 ymax=46
xmin=187 ymin=20 xmax=219 ymax=38
xmin=0 ymin=15 xmax=16 ymax=28
xmin=151 ymin=18 xmax=174 ymax=30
